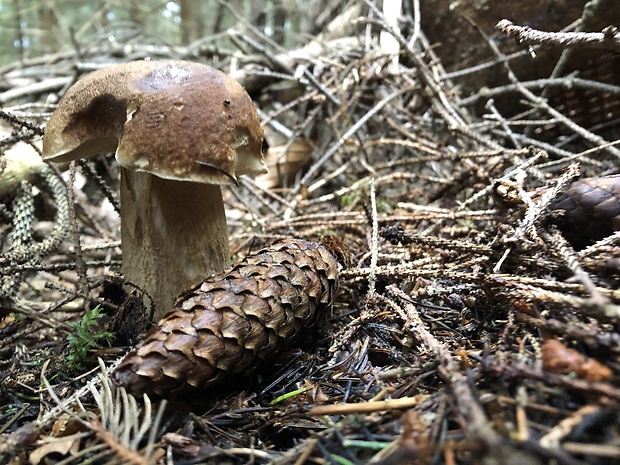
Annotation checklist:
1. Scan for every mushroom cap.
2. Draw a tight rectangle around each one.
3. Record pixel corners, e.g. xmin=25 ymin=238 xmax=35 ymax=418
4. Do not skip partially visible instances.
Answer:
xmin=42 ymin=60 xmax=267 ymax=184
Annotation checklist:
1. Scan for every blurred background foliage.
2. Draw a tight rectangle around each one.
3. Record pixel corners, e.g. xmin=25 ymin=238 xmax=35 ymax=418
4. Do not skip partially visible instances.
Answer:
xmin=0 ymin=0 xmax=345 ymax=64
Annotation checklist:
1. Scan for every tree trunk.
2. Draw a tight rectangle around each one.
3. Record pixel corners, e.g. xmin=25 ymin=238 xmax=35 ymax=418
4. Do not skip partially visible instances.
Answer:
xmin=250 ymin=0 xmax=267 ymax=35
xmin=12 ymin=0 xmax=25 ymax=62
xmin=128 ymin=0 xmax=143 ymax=28
xmin=272 ymin=3 xmax=287 ymax=45
xmin=211 ymin=0 xmax=245 ymax=34
xmin=39 ymin=0 xmax=60 ymax=54
xmin=180 ymin=0 xmax=204 ymax=45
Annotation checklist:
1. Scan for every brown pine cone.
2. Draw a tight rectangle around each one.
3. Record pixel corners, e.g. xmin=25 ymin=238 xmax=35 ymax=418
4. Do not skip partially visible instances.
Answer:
xmin=549 ymin=175 xmax=620 ymax=248
xmin=112 ymin=239 xmax=339 ymax=398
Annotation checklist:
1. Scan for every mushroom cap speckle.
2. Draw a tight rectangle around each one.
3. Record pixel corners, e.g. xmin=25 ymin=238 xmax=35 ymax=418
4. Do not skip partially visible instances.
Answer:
xmin=42 ymin=60 xmax=267 ymax=184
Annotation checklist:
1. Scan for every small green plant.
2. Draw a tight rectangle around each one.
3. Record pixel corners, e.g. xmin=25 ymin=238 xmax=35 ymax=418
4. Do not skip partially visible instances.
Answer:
xmin=66 ymin=306 xmax=114 ymax=370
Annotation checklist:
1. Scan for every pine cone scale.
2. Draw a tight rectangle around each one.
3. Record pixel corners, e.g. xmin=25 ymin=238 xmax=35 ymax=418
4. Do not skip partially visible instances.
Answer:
xmin=189 ymin=308 xmax=223 ymax=333
xmin=163 ymin=332 xmax=199 ymax=358
xmin=192 ymin=331 xmax=226 ymax=364
xmin=215 ymin=338 xmax=246 ymax=371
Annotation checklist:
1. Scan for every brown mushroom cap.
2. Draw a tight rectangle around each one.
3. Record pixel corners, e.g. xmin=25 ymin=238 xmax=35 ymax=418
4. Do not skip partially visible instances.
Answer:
xmin=42 ymin=60 xmax=267 ymax=184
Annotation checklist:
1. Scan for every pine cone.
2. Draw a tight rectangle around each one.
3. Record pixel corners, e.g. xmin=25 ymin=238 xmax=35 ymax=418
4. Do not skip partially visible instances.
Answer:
xmin=112 ymin=239 xmax=339 ymax=398
xmin=549 ymin=175 xmax=620 ymax=248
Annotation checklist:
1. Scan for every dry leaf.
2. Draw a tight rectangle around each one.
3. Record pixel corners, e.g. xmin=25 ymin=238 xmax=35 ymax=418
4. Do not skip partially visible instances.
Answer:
xmin=29 ymin=434 xmax=81 ymax=465
xmin=256 ymin=138 xmax=313 ymax=189
xmin=541 ymin=339 xmax=612 ymax=382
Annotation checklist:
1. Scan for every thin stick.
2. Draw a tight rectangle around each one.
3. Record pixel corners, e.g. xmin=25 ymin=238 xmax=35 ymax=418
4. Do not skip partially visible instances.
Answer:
xmin=309 ymin=396 xmax=423 ymax=415
xmin=497 ymin=19 xmax=620 ymax=50
xmin=367 ymin=178 xmax=378 ymax=298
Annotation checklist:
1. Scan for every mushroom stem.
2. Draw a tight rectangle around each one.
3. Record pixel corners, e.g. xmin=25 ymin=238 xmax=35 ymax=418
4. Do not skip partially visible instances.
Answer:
xmin=120 ymin=168 xmax=229 ymax=320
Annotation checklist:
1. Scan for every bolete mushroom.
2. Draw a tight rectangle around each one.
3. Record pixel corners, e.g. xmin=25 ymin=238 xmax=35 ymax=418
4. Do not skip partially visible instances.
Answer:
xmin=42 ymin=60 xmax=267 ymax=320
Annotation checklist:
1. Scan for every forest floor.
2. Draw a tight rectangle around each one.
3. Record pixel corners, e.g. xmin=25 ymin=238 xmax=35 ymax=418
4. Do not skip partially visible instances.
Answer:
xmin=1 ymin=3 xmax=620 ymax=465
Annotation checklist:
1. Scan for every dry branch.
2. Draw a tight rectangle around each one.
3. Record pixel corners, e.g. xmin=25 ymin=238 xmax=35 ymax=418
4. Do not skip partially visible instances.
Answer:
xmin=497 ymin=19 xmax=620 ymax=51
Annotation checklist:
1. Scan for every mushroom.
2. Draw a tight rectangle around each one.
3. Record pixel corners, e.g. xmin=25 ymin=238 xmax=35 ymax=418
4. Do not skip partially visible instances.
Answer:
xmin=42 ymin=60 xmax=267 ymax=320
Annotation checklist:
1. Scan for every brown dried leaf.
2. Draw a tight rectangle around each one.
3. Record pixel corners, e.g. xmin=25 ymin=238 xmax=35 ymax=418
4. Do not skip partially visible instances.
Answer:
xmin=382 ymin=410 xmax=433 ymax=465
xmin=162 ymin=433 xmax=215 ymax=458
xmin=256 ymin=138 xmax=313 ymax=189
xmin=29 ymin=434 xmax=81 ymax=465
xmin=541 ymin=339 xmax=613 ymax=382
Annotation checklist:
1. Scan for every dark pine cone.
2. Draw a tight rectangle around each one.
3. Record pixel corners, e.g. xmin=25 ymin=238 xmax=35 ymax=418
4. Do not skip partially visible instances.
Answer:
xmin=112 ymin=239 xmax=339 ymax=398
xmin=549 ymin=175 xmax=620 ymax=248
